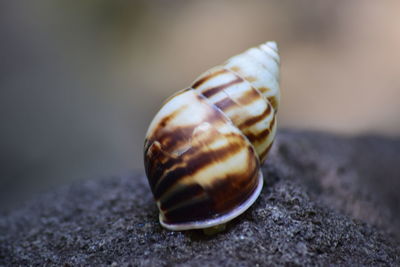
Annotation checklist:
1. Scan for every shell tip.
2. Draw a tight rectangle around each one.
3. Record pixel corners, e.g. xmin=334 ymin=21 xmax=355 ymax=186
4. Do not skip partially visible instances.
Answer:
xmin=264 ymin=41 xmax=278 ymax=51
xmin=259 ymin=41 xmax=280 ymax=62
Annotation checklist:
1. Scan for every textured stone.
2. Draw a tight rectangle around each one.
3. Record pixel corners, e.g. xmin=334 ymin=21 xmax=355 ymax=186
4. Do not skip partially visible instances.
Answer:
xmin=1 ymin=130 xmax=399 ymax=266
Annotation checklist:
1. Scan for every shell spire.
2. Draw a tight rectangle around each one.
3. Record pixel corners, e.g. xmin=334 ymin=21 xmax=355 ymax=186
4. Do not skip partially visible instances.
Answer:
xmin=144 ymin=41 xmax=280 ymax=231
xmin=191 ymin=41 xmax=280 ymax=163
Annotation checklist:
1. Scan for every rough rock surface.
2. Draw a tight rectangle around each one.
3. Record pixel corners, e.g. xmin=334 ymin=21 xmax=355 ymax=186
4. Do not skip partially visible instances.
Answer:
xmin=1 ymin=130 xmax=400 ymax=266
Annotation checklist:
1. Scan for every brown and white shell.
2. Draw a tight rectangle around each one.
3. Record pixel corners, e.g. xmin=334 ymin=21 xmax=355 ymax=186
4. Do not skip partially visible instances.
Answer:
xmin=144 ymin=41 xmax=280 ymax=231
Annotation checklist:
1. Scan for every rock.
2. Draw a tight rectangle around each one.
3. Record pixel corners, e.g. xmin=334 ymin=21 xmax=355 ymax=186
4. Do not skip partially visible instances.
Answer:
xmin=1 ymin=130 xmax=400 ymax=266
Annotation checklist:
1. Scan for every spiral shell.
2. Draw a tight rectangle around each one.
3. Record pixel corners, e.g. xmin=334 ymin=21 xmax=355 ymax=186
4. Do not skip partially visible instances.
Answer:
xmin=144 ymin=41 xmax=280 ymax=231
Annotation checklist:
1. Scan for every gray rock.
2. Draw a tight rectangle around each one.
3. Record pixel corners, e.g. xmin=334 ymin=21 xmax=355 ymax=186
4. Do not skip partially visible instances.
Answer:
xmin=1 ymin=130 xmax=400 ymax=266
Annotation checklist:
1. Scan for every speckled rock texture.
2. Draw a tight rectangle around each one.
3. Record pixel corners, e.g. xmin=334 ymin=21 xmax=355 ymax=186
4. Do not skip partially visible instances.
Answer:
xmin=1 ymin=130 xmax=400 ymax=266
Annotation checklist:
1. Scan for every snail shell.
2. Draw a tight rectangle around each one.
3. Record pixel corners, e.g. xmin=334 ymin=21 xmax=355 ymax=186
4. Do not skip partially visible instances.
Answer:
xmin=144 ymin=41 xmax=280 ymax=231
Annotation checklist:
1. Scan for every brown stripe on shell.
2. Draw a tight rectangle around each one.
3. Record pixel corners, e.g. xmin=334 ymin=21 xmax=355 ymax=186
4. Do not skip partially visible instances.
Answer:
xmin=146 ymin=91 xmax=226 ymax=156
xmin=157 ymin=112 xmax=226 ymax=155
xmin=145 ymin=142 xmax=187 ymax=194
xmin=159 ymin=183 xmax=206 ymax=211
xmin=162 ymin=148 xmax=259 ymax=224
xmin=214 ymin=97 xmax=238 ymax=110
xmin=267 ymin=96 xmax=278 ymax=112
xmin=153 ymin=137 xmax=245 ymax=199
xmin=145 ymin=127 xmax=195 ymax=176
xmin=144 ymin=125 xmax=199 ymax=188
xmin=152 ymin=119 xmax=256 ymax=200
xmin=244 ymin=128 xmax=270 ymax=143
xmin=238 ymin=103 xmax=272 ymax=129
xmin=269 ymin=114 xmax=276 ymax=131
xmin=147 ymin=90 xmax=252 ymax=197
xmin=230 ymin=66 xmax=241 ymax=73
xmin=208 ymin=147 xmax=258 ymax=213
xmin=234 ymin=86 xmax=261 ymax=106
xmin=146 ymin=127 xmax=218 ymax=195
xmin=194 ymin=67 xmax=275 ymax=162
xmin=243 ymin=113 xmax=275 ymax=144
xmin=244 ymin=76 xmax=257 ymax=82
xmin=258 ymin=87 xmax=270 ymax=94
xmin=192 ymin=69 xmax=227 ymax=89
xmin=152 ymin=130 xmax=242 ymax=200
xmin=202 ymin=76 xmax=243 ymax=98
xmin=162 ymin=195 xmax=215 ymax=224
xmin=162 ymin=148 xmax=258 ymax=222
xmin=144 ymin=141 xmax=178 ymax=195
xmin=146 ymin=84 xmax=276 ymax=196
xmin=155 ymin=104 xmax=187 ymax=129
xmin=228 ymin=66 xmax=275 ymax=98
xmin=154 ymin=125 xmax=196 ymax=152
xmin=258 ymin=115 xmax=277 ymax=162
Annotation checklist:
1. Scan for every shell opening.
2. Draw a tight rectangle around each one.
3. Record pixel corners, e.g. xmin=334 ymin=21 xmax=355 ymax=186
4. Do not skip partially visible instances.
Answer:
xmin=159 ymin=170 xmax=264 ymax=231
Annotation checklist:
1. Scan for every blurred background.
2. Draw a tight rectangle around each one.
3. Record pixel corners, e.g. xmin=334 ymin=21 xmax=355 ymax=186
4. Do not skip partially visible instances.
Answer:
xmin=1 ymin=0 xmax=400 ymax=202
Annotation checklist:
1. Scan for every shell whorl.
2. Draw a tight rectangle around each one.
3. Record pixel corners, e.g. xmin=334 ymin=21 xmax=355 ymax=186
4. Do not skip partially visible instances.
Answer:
xmin=144 ymin=41 xmax=280 ymax=230
xmin=192 ymin=41 xmax=280 ymax=162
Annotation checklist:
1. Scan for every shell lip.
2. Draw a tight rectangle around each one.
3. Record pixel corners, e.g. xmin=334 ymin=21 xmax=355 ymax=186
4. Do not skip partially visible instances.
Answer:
xmin=159 ymin=170 xmax=264 ymax=231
